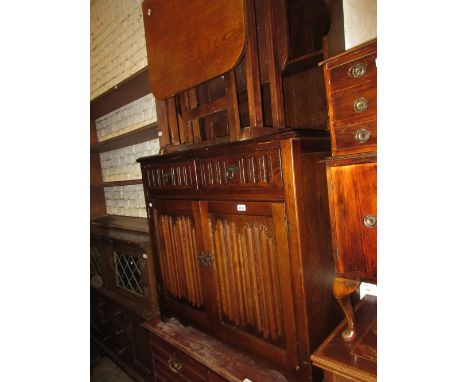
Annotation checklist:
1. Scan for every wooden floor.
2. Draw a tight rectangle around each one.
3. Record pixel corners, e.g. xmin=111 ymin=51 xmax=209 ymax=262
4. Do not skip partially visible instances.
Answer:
xmin=91 ymin=356 xmax=134 ymax=382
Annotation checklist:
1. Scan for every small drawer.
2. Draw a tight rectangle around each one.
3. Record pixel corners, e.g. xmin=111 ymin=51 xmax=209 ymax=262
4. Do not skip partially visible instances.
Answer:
xmin=333 ymin=118 xmax=377 ymax=155
xmin=196 ymin=148 xmax=283 ymax=194
xmin=150 ymin=334 xmax=208 ymax=382
xmin=328 ymin=52 xmax=377 ymax=93
xmin=143 ymin=160 xmax=197 ymax=192
xmin=330 ymin=84 xmax=376 ymax=125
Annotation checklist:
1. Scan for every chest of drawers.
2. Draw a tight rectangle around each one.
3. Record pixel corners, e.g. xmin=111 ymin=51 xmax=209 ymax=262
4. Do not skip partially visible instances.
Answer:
xmin=322 ymin=40 xmax=377 ymax=156
xmin=320 ymin=39 xmax=377 ymax=343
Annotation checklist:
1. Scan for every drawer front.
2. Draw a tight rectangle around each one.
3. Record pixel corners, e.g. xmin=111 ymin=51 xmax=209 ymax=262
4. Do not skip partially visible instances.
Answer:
xmin=150 ymin=334 xmax=208 ymax=382
xmin=333 ymin=118 xmax=377 ymax=155
xmin=331 ymin=85 xmax=377 ymax=125
xmin=327 ymin=161 xmax=377 ymax=282
xmin=196 ymin=148 xmax=283 ymax=194
xmin=328 ymin=52 xmax=377 ymax=93
xmin=143 ymin=160 xmax=197 ymax=192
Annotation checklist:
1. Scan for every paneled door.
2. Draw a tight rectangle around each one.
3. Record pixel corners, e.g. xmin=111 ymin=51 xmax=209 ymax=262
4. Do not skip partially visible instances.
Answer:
xmin=149 ymin=200 xmax=211 ymax=327
xmin=327 ymin=162 xmax=377 ymax=282
xmin=200 ymin=201 xmax=299 ymax=369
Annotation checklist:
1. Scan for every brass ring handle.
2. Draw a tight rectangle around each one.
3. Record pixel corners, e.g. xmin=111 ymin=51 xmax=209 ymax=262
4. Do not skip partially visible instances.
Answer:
xmin=363 ymin=214 xmax=377 ymax=228
xmin=168 ymin=357 xmax=183 ymax=374
xmin=348 ymin=62 xmax=367 ymax=79
xmin=353 ymin=98 xmax=368 ymax=113
xmin=197 ymin=253 xmax=206 ymax=267
xmin=354 ymin=128 xmax=371 ymax=143
xmin=225 ymin=164 xmax=238 ymax=180
xmin=197 ymin=252 xmax=213 ymax=268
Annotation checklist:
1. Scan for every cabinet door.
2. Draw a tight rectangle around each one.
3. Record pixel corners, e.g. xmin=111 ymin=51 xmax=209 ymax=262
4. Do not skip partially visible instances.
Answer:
xmin=327 ymin=162 xmax=377 ymax=282
xmin=149 ymin=200 xmax=209 ymax=326
xmin=201 ymin=201 xmax=298 ymax=368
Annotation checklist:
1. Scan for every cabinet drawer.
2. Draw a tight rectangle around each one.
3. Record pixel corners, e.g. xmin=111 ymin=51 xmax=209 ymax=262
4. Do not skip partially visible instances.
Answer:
xmin=196 ymin=148 xmax=283 ymax=194
xmin=143 ymin=160 xmax=197 ymax=192
xmin=150 ymin=334 xmax=208 ymax=382
xmin=333 ymin=118 xmax=377 ymax=155
xmin=331 ymin=85 xmax=376 ymax=125
xmin=328 ymin=52 xmax=377 ymax=94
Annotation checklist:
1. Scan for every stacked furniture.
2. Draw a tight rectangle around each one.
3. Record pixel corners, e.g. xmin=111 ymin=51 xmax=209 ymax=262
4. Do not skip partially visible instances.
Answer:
xmin=137 ymin=1 xmax=343 ymax=381
xmin=90 ymin=71 xmax=160 ymax=381
xmin=319 ymin=39 xmax=377 ymax=343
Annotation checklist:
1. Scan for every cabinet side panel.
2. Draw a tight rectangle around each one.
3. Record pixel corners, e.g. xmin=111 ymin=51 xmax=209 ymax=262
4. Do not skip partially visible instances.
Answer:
xmin=299 ymin=151 xmax=341 ymax=353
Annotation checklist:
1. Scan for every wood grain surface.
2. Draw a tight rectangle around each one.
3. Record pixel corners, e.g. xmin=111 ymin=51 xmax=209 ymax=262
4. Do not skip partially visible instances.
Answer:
xmin=142 ymin=0 xmax=246 ymax=99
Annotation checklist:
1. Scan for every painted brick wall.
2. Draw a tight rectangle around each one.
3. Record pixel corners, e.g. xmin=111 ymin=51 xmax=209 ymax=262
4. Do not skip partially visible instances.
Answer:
xmin=95 ymin=93 xmax=157 ymax=142
xmin=91 ymin=0 xmax=147 ymax=100
xmin=100 ymin=139 xmax=160 ymax=183
xmin=104 ymin=185 xmax=147 ymax=218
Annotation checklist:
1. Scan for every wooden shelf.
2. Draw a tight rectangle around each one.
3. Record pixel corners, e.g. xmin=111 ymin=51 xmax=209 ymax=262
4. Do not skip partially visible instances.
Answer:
xmin=104 ymin=179 xmax=143 ymax=187
xmin=91 ymin=122 xmax=158 ymax=153
xmin=92 ymin=179 xmax=143 ymax=188
xmin=91 ymin=215 xmax=149 ymax=233
xmin=91 ymin=67 xmax=153 ymax=120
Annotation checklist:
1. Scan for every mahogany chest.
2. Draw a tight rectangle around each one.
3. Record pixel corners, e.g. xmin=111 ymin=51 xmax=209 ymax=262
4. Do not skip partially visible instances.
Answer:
xmin=320 ymin=39 xmax=377 ymax=342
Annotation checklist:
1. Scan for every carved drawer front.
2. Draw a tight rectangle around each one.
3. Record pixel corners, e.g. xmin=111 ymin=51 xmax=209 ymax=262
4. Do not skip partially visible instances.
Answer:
xmin=328 ymin=52 xmax=377 ymax=94
xmin=196 ymin=148 xmax=283 ymax=194
xmin=333 ymin=118 xmax=377 ymax=155
xmin=143 ymin=160 xmax=197 ymax=192
xmin=327 ymin=161 xmax=377 ymax=282
xmin=330 ymin=84 xmax=376 ymax=125
xmin=150 ymin=333 xmax=208 ymax=382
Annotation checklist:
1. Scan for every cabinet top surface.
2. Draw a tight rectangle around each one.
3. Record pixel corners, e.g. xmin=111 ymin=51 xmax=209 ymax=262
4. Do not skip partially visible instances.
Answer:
xmin=311 ymin=295 xmax=377 ymax=382
xmin=137 ymin=130 xmax=330 ymax=164
xmin=319 ymin=38 xmax=377 ymax=67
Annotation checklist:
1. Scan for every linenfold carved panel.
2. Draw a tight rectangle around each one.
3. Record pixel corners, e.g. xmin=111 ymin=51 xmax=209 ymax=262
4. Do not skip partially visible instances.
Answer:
xmin=144 ymin=160 xmax=197 ymax=191
xmin=197 ymin=149 xmax=283 ymax=192
xmin=209 ymin=214 xmax=284 ymax=344
xmin=157 ymin=214 xmax=204 ymax=308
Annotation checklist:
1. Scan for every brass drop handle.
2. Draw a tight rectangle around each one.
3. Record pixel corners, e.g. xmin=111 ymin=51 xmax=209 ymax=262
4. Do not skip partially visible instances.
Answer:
xmin=354 ymin=128 xmax=371 ymax=143
xmin=363 ymin=214 xmax=377 ymax=228
xmin=348 ymin=62 xmax=367 ymax=79
xmin=168 ymin=356 xmax=183 ymax=374
xmin=225 ymin=164 xmax=238 ymax=180
xmin=162 ymin=172 xmax=170 ymax=185
xmin=354 ymin=98 xmax=368 ymax=113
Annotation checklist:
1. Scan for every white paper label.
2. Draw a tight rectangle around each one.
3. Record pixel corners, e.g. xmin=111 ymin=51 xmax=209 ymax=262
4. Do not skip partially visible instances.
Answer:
xmin=237 ymin=204 xmax=247 ymax=212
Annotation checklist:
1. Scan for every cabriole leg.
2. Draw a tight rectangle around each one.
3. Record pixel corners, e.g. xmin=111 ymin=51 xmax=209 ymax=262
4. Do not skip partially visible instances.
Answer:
xmin=333 ymin=277 xmax=360 ymax=342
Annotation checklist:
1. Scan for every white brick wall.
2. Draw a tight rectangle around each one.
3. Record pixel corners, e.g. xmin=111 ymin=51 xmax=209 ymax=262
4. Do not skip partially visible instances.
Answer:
xmin=100 ymin=139 xmax=160 ymax=182
xmin=104 ymin=185 xmax=147 ymax=218
xmin=91 ymin=0 xmax=148 ymax=100
xmin=95 ymin=94 xmax=157 ymax=142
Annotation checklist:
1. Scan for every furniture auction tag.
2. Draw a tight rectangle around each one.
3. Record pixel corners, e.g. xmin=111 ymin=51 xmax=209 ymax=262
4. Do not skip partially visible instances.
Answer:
xmin=237 ymin=204 xmax=247 ymax=211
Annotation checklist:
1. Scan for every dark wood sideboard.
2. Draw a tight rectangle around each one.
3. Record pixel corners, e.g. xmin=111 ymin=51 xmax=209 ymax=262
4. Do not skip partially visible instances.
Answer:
xmin=320 ymin=39 xmax=377 ymax=343
xmin=138 ymin=131 xmax=340 ymax=381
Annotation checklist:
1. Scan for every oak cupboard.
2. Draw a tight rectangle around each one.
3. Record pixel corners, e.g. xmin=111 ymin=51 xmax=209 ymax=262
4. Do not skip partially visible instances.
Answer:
xmin=139 ymin=132 xmax=340 ymax=381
